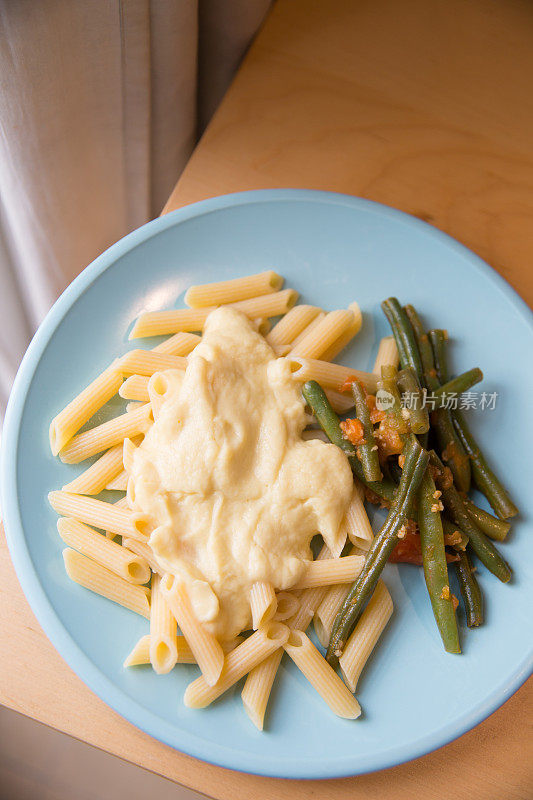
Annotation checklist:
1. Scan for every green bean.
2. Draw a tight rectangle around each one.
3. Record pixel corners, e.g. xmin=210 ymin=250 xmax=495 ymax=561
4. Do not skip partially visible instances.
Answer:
xmin=417 ymin=469 xmax=460 ymax=653
xmin=326 ymin=435 xmax=429 ymax=665
xmin=442 ymin=517 xmax=469 ymax=551
xmin=433 ymin=368 xmax=483 ymax=401
xmin=455 ymin=549 xmax=484 ymax=627
xmin=404 ymin=305 xmax=439 ymax=389
xmin=396 ymin=368 xmax=429 ymax=434
xmin=381 ymin=298 xmax=425 ymax=385
xmin=428 ymin=329 xmax=449 ymax=383
xmin=378 ymin=365 xmax=409 ymax=436
xmin=462 ymin=496 xmax=511 ymax=542
xmin=453 ymin=411 xmax=518 ymax=519
xmin=429 ymin=451 xmax=511 ymax=582
xmin=302 ymin=381 xmax=396 ymax=505
xmin=351 ymin=380 xmax=382 ymax=482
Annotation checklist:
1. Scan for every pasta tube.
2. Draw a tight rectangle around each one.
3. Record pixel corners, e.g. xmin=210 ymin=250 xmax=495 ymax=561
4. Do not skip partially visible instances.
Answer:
xmin=119 ymin=350 xmax=187 ymax=376
xmin=185 ymin=271 xmax=283 ymax=308
xmin=184 ymin=622 xmax=289 ymax=708
xmin=59 ymin=402 xmax=153 ymax=464
xmin=150 ymin=574 xmax=178 ymax=674
xmin=124 ymin=635 xmax=243 ymax=667
xmin=283 ymin=630 xmax=361 ymax=718
xmin=152 ymin=331 xmax=200 ymax=355
xmin=63 ymin=548 xmax=150 ymax=618
xmin=289 ymin=357 xmax=378 ymax=393
xmin=290 ymin=309 xmax=356 ymax=360
xmin=160 ymin=574 xmax=224 ymax=686
xmin=372 ymin=336 xmax=400 ymax=375
xmin=298 ymin=555 xmax=365 ymax=588
xmin=339 ymin=580 xmax=393 ymax=692
xmin=57 ymin=517 xmax=151 ymax=584
xmin=62 ymin=443 xmax=124 ymax=495
xmin=320 ymin=302 xmax=363 ymax=361
xmin=266 ymin=305 xmax=322 ymax=347
xmin=250 ymin=581 xmax=277 ymax=629
xmin=241 ymin=649 xmax=284 ymax=730
xmin=119 ymin=375 xmax=150 ymax=401
xmin=49 ymin=362 xmax=123 ymax=455
xmin=49 ymin=491 xmax=151 ymax=541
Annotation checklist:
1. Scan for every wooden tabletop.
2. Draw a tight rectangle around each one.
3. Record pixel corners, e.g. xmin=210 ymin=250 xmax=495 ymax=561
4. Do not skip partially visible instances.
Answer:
xmin=2 ymin=0 xmax=532 ymax=797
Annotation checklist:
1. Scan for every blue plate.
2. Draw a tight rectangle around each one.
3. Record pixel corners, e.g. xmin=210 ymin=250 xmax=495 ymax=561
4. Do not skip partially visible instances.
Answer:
xmin=2 ymin=190 xmax=532 ymax=779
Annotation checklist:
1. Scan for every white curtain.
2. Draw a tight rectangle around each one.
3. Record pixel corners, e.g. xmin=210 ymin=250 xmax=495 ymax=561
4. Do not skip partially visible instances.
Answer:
xmin=0 ymin=0 xmax=271 ymax=418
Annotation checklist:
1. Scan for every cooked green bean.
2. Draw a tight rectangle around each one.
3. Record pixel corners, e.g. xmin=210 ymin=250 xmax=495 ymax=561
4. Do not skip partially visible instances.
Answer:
xmin=453 ymin=411 xmax=518 ymax=519
xmin=302 ymin=381 xmax=396 ymax=505
xmin=326 ymin=435 xmax=429 ymax=665
xmin=433 ymin=368 xmax=483 ymax=401
xmin=455 ymin=549 xmax=484 ymax=627
xmin=418 ymin=469 xmax=460 ymax=653
xmin=381 ymin=298 xmax=425 ymax=385
xmin=404 ymin=307 xmax=470 ymax=491
xmin=428 ymin=329 xmax=449 ymax=383
xmin=378 ymin=365 xmax=408 ymax=437
xmin=442 ymin=517 xmax=469 ymax=551
xmin=396 ymin=368 xmax=429 ymax=434
xmin=429 ymin=451 xmax=511 ymax=582
xmin=462 ymin=496 xmax=511 ymax=542
xmin=351 ymin=380 xmax=382 ymax=482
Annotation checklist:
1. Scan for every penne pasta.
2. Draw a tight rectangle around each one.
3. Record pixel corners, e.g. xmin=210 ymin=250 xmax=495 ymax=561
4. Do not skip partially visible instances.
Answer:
xmin=343 ymin=482 xmax=375 ymax=544
xmin=283 ymin=630 xmax=361 ymax=719
xmin=185 ymin=271 xmax=284 ymax=308
xmin=290 ymin=309 xmax=356 ymax=360
xmin=62 ymin=443 xmax=124 ymax=495
xmin=339 ymin=580 xmax=393 ymax=692
xmin=320 ymin=302 xmax=363 ymax=361
xmin=298 ymin=555 xmax=365 ymax=589
xmin=273 ymin=592 xmax=300 ymax=622
xmin=49 ymin=490 xmax=151 ymax=541
xmin=119 ymin=350 xmax=187 ymax=377
xmin=289 ymin=311 xmax=326 ymax=350
xmin=129 ymin=290 xmax=298 ymax=338
xmin=124 ymin=634 xmax=243 ymax=668
xmin=123 ymin=437 xmax=138 ymax=473
xmin=254 ymin=318 xmax=271 ymax=336
xmin=49 ymin=362 xmax=123 ymax=456
xmin=150 ymin=574 xmax=178 ymax=674
xmin=119 ymin=374 xmax=150 ymax=402
xmin=63 ymin=548 xmax=150 ymax=618
xmin=57 ymin=517 xmax=151 ymax=584
xmin=241 ymin=649 xmax=284 ymax=731
xmin=372 ymin=336 xmax=400 ymax=375
xmin=325 ymin=389 xmax=355 ymax=414
xmin=106 ymin=496 xmax=128 ymax=540
xmin=160 ymin=574 xmax=224 ymax=686
xmin=184 ymin=622 xmax=289 ymax=708
xmin=250 ymin=581 xmax=277 ymax=629
xmin=122 ymin=537 xmax=164 ymax=575
xmin=289 ymin=356 xmax=378 ymax=394
xmin=314 ymin=582 xmax=351 ymax=648
xmin=266 ymin=305 xmax=323 ymax=347
xmin=59 ymin=403 xmax=153 ymax=464
xmin=288 ymin=544 xmax=331 ymax=631
xmin=106 ymin=469 xmax=128 ymax=491
xmin=147 ymin=370 xmax=183 ymax=419
xmin=152 ymin=331 xmax=201 ymax=356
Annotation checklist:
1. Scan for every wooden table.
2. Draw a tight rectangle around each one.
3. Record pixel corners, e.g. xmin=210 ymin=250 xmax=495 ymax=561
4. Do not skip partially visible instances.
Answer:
xmin=1 ymin=0 xmax=532 ymax=797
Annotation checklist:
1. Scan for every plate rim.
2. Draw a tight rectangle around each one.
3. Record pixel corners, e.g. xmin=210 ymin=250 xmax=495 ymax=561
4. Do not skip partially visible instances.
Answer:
xmin=2 ymin=188 xmax=532 ymax=779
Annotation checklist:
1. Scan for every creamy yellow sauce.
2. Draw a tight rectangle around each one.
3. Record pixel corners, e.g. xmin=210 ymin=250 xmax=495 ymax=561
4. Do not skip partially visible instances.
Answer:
xmin=128 ymin=307 xmax=352 ymax=639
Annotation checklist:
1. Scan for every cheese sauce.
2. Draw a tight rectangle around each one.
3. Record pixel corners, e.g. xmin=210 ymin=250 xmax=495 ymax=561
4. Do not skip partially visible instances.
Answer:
xmin=128 ymin=307 xmax=352 ymax=639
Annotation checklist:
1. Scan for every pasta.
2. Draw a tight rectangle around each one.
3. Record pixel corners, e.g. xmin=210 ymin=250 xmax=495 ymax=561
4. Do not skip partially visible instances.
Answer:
xmin=339 ymin=580 xmax=393 ymax=692
xmin=298 ymin=555 xmax=365 ymax=588
xmin=289 ymin=357 xmax=378 ymax=394
xmin=122 ymin=537 xmax=164 ymax=575
xmin=289 ymin=311 xmax=326 ymax=350
xmin=59 ymin=402 xmax=152 ymax=464
xmin=63 ymin=548 xmax=151 ymax=618
xmin=106 ymin=469 xmax=128 ymax=491
xmin=149 ymin=574 xmax=178 ymax=674
xmin=147 ymin=370 xmax=183 ymax=419
xmin=160 ymin=574 xmax=224 ymax=686
xmin=106 ymin=496 xmax=129 ymax=540
xmin=290 ymin=309 xmax=356 ymax=359
xmin=57 ymin=517 xmax=151 ymax=584
xmin=119 ymin=375 xmax=150 ymax=401
xmin=184 ymin=622 xmax=289 ymax=708
xmin=62 ymin=443 xmax=124 ymax=495
xmin=325 ymin=389 xmax=354 ymax=414
xmin=185 ymin=271 xmax=283 ymax=308
xmin=342 ymin=482 xmax=374 ymax=545
xmin=241 ymin=649 xmax=284 ymax=731
xmin=49 ymin=362 xmax=123 ymax=456
xmin=266 ymin=305 xmax=322 ymax=347
xmin=283 ymin=630 xmax=361 ymax=719
xmin=273 ymin=591 xmax=300 ymax=621
xmin=152 ymin=331 xmax=201 ymax=355
xmin=250 ymin=581 xmax=277 ymax=629
xmin=119 ymin=350 xmax=187 ymax=376
xmin=320 ymin=302 xmax=363 ymax=361
xmin=129 ymin=289 xmax=298 ymax=338
xmin=49 ymin=491 xmax=151 ymax=541
xmin=314 ymin=582 xmax=352 ymax=648
xmin=372 ymin=335 xmax=399 ymax=375
xmin=124 ymin=634 xmax=243 ymax=667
